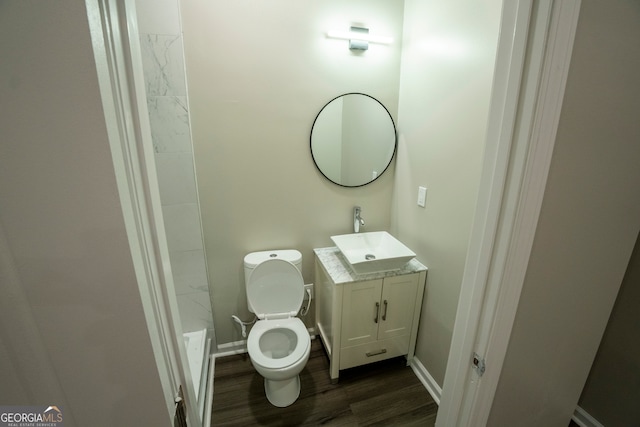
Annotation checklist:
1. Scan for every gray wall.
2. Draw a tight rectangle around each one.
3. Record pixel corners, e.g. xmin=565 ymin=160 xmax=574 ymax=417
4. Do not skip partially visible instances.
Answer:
xmin=180 ymin=2 xmax=504 ymax=388
xmin=579 ymin=232 xmax=640 ymax=425
xmin=488 ymin=1 xmax=640 ymax=425
xmin=180 ymin=0 xmax=405 ymax=346
xmin=395 ymin=0 xmax=502 ymax=385
xmin=0 ymin=1 xmax=169 ymax=425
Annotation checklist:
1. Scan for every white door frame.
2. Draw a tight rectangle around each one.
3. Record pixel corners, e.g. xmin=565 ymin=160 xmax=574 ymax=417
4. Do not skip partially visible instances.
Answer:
xmin=87 ymin=0 xmax=581 ymax=425
xmin=437 ymin=1 xmax=581 ymax=425
xmin=86 ymin=0 xmax=202 ymax=425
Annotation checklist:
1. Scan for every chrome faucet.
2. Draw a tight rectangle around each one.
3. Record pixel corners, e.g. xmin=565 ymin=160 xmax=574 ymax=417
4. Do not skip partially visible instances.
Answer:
xmin=354 ymin=206 xmax=365 ymax=233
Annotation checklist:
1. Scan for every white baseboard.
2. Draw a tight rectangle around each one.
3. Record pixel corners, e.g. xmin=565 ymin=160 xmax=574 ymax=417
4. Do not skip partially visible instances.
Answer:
xmin=572 ymin=406 xmax=604 ymax=427
xmin=214 ymin=339 xmax=247 ymax=357
xmin=409 ymin=356 xmax=442 ymax=405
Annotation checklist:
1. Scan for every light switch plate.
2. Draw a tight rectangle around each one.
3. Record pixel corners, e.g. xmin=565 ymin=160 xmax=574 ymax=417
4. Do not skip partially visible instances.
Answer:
xmin=417 ymin=186 xmax=427 ymax=207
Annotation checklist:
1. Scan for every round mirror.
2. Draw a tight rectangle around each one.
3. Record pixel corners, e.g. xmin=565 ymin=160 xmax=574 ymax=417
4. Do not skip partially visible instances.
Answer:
xmin=310 ymin=93 xmax=397 ymax=187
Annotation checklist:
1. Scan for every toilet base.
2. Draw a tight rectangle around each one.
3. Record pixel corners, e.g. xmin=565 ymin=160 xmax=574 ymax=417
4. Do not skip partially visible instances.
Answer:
xmin=264 ymin=375 xmax=301 ymax=407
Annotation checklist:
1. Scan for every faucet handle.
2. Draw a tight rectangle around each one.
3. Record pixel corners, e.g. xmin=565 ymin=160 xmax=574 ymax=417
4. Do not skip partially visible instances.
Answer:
xmin=354 ymin=206 xmax=364 ymax=233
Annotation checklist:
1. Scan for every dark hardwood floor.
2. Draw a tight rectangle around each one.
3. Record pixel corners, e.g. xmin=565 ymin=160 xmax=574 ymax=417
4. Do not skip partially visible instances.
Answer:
xmin=211 ymin=338 xmax=438 ymax=426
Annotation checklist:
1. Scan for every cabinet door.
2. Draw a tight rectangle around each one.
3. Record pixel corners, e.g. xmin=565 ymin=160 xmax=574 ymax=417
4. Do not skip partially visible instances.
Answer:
xmin=340 ymin=279 xmax=383 ymax=348
xmin=378 ymin=274 xmax=419 ymax=340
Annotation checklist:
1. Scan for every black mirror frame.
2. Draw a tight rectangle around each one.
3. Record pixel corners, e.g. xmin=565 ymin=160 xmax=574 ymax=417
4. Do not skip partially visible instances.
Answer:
xmin=310 ymin=93 xmax=397 ymax=188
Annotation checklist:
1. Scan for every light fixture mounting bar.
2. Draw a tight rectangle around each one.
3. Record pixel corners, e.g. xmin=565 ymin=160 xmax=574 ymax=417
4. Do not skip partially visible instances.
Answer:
xmin=326 ymin=26 xmax=393 ymax=48
xmin=349 ymin=26 xmax=369 ymax=50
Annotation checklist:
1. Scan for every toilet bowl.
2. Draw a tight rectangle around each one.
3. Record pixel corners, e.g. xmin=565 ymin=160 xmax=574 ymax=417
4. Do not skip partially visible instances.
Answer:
xmin=244 ymin=251 xmax=311 ymax=407
xmin=248 ymin=317 xmax=310 ymax=406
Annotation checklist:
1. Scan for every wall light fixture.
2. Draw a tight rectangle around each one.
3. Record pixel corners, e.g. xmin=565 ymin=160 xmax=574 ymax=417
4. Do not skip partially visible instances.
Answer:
xmin=327 ymin=26 xmax=393 ymax=51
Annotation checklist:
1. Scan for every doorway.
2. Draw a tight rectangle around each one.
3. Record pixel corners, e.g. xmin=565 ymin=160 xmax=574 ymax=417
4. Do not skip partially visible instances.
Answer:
xmin=93 ymin=0 xmax=581 ymax=425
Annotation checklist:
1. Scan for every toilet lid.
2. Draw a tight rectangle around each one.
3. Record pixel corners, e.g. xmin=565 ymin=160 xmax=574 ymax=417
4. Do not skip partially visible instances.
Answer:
xmin=247 ymin=259 xmax=304 ymax=318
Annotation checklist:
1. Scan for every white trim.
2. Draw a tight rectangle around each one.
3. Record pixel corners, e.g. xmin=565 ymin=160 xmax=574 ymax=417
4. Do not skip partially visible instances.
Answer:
xmin=436 ymin=0 xmax=534 ymax=423
xmin=86 ymin=0 xmax=202 ymax=425
xmin=465 ymin=2 xmax=582 ymax=424
xmin=437 ymin=0 xmax=580 ymax=426
xmin=86 ymin=0 xmax=176 ymax=418
xmin=215 ymin=340 xmax=249 ymax=357
xmin=197 ymin=337 xmax=212 ymax=417
xmin=203 ymin=356 xmax=215 ymax=427
xmin=409 ymin=357 xmax=442 ymax=405
xmin=573 ymin=406 xmax=605 ymax=427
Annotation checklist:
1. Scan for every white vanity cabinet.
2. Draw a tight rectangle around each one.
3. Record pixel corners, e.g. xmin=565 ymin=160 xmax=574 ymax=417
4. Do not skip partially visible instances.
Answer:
xmin=314 ymin=247 xmax=427 ymax=382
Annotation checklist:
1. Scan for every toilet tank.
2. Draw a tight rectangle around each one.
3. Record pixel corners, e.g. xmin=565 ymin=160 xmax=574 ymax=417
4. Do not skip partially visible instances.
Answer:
xmin=244 ymin=249 xmax=302 ymax=313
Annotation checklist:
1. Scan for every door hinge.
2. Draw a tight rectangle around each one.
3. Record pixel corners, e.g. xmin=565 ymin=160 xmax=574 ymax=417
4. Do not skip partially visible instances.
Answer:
xmin=472 ymin=352 xmax=486 ymax=377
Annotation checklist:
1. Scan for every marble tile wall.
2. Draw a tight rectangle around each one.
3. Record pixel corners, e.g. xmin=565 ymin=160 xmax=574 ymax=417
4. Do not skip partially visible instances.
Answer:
xmin=135 ymin=0 xmax=213 ymax=335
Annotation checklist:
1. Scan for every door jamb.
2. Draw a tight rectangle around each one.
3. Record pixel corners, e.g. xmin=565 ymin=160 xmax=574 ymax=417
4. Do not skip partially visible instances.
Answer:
xmin=86 ymin=0 xmax=202 ymax=425
xmin=436 ymin=1 xmax=581 ymax=425
xmin=89 ymin=0 xmax=582 ymax=425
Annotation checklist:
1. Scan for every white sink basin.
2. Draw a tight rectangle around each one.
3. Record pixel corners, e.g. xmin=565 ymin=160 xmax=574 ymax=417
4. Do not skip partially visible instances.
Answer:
xmin=331 ymin=231 xmax=416 ymax=274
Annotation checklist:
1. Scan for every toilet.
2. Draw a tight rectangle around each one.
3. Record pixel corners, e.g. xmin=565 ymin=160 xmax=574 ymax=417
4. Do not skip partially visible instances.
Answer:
xmin=244 ymin=250 xmax=311 ymax=407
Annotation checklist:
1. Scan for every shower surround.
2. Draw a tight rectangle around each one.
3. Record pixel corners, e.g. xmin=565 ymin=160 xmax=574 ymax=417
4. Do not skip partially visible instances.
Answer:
xmin=135 ymin=0 xmax=214 ymax=336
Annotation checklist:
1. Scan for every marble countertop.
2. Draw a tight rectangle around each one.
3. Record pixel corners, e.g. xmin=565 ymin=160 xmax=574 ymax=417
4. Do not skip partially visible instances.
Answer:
xmin=314 ymin=247 xmax=427 ymax=285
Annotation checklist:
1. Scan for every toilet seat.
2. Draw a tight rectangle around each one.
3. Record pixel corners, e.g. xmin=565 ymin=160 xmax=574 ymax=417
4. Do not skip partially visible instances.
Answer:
xmin=248 ymin=317 xmax=310 ymax=370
